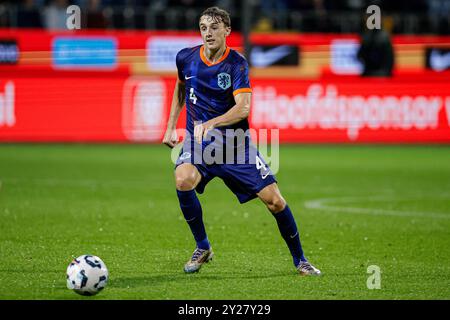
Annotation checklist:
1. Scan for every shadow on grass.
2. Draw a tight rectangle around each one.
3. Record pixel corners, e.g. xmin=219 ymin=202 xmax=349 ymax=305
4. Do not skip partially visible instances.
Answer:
xmin=109 ymin=272 xmax=293 ymax=289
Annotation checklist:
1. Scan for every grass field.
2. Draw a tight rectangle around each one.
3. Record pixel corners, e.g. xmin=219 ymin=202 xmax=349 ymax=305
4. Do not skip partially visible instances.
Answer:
xmin=0 ymin=144 xmax=449 ymax=300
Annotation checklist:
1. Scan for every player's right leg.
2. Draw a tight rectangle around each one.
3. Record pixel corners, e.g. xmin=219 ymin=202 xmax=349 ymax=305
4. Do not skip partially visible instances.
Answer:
xmin=175 ymin=163 xmax=213 ymax=273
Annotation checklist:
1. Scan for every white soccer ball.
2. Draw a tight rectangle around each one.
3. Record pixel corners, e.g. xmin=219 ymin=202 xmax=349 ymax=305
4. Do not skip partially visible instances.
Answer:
xmin=66 ymin=255 xmax=109 ymax=296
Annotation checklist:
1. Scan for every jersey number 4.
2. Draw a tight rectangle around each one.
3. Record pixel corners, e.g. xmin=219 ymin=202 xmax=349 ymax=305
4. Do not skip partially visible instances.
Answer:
xmin=256 ymin=155 xmax=270 ymax=179
xmin=189 ymin=88 xmax=197 ymax=105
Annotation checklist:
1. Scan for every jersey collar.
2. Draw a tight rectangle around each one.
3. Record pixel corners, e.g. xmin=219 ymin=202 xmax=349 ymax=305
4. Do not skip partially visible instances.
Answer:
xmin=200 ymin=45 xmax=230 ymax=67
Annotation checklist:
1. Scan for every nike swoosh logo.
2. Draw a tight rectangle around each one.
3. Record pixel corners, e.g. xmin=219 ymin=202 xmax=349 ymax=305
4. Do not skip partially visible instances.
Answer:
xmin=185 ymin=75 xmax=196 ymax=80
xmin=290 ymin=231 xmax=298 ymax=239
xmin=250 ymin=45 xmax=292 ymax=67
xmin=261 ymin=171 xmax=270 ymax=179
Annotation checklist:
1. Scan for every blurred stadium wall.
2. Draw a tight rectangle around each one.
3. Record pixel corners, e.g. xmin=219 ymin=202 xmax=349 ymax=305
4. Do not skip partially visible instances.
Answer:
xmin=0 ymin=0 xmax=449 ymax=143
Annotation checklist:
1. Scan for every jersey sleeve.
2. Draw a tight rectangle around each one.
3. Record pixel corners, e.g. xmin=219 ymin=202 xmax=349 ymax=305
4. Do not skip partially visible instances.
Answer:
xmin=175 ymin=49 xmax=185 ymax=84
xmin=231 ymin=57 xmax=252 ymax=96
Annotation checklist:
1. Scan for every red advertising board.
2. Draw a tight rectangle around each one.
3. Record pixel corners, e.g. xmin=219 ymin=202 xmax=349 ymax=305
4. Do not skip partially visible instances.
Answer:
xmin=0 ymin=76 xmax=127 ymax=142
xmin=0 ymin=71 xmax=449 ymax=143
xmin=250 ymin=78 xmax=450 ymax=143
xmin=0 ymin=73 xmax=182 ymax=142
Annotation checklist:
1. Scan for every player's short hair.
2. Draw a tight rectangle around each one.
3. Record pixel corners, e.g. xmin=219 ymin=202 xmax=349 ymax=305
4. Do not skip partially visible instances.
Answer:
xmin=200 ymin=7 xmax=231 ymax=28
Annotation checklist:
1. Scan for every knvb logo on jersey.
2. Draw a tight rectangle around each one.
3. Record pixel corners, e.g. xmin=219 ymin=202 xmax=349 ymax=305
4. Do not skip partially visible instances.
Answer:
xmin=217 ymin=73 xmax=231 ymax=90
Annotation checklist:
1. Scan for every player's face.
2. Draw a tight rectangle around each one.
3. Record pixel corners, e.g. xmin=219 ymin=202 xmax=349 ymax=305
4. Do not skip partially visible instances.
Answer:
xmin=199 ymin=15 xmax=230 ymax=52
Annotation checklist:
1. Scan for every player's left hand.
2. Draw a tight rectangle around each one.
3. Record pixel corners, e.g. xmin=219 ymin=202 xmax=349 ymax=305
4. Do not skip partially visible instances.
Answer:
xmin=194 ymin=120 xmax=216 ymax=144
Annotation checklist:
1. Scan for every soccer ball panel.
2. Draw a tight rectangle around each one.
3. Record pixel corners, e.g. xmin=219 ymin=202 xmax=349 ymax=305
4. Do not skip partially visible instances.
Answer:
xmin=66 ymin=255 xmax=109 ymax=296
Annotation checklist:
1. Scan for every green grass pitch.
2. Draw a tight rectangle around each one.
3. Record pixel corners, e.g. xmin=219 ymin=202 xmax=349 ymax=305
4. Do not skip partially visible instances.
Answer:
xmin=0 ymin=144 xmax=449 ymax=299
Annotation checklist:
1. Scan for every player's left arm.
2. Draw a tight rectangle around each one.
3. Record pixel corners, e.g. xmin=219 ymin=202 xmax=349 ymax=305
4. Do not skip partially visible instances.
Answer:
xmin=194 ymin=92 xmax=251 ymax=143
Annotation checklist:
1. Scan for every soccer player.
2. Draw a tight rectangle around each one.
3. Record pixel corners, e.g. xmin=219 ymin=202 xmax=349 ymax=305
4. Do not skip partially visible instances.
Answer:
xmin=162 ymin=7 xmax=321 ymax=276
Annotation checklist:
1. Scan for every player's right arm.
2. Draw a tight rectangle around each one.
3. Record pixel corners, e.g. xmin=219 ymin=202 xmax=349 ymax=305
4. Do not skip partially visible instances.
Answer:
xmin=162 ymin=80 xmax=186 ymax=148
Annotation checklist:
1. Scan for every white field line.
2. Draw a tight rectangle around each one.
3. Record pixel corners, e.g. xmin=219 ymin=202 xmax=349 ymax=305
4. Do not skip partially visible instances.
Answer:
xmin=304 ymin=195 xmax=450 ymax=219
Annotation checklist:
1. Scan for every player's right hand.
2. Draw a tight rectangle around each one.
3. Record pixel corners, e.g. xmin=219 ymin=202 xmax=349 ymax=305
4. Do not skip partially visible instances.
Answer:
xmin=162 ymin=129 xmax=178 ymax=148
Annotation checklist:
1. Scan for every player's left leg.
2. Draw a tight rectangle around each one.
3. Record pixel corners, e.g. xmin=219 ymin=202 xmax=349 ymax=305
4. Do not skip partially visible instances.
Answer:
xmin=257 ymin=183 xmax=321 ymax=276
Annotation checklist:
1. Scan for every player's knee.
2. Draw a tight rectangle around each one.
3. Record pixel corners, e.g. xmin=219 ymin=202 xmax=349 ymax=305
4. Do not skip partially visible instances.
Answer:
xmin=175 ymin=175 xmax=196 ymax=191
xmin=266 ymin=196 xmax=286 ymax=213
